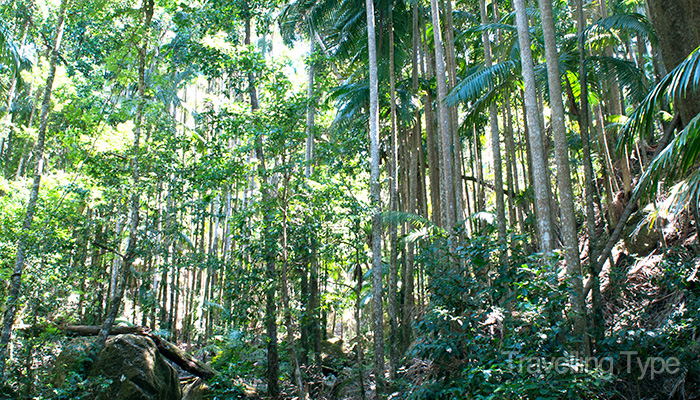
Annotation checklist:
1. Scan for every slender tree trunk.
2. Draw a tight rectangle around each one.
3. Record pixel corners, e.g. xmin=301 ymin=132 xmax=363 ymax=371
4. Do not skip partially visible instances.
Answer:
xmin=576 ymin=0 xmax=603 ymax=341
xmin=310 ymin=240 xmax=321 ymax=371
xmin=387 ymin=8 xmax=399 ymax=382
xmin=513 ymin=0 xmax=554 ymax=253
xmin=504 ymin=91 xmax=521 ymax=231
xmin=365 ymin=0 xmax=385 ymax=396
xmin=0 ymin=0 xmax=69 ymax=377
xmin=401 ymin=2 xmax=420 ymax=353
xmin=353 ymin=254 xmax=366 ymax=400
xmin=93 ymin=0 xmax=153 ymax=354
xmin=480 ymin=0 xmax=506 ymax=257
xmin=539 ymin=0 xmax=590 ymax=356
xmin=475 ymin=127 xmax=485 ymax=219
xmin=305 ymin=30 xmax=316 ymax=178
xmin=442 ymin=0 xmax=464 ymax=223
xmin=430 ymin=0 xmax=456 ymax=234
xmin=242 ymin=12 xmax=280 ymax=396
xmin=280 ymin=177 xmax=307 ymax=400
xmin=421 ymin=11 xmax=441 ymax=225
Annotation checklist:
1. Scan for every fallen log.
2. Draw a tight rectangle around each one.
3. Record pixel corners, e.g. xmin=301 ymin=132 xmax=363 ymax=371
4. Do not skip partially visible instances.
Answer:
xmin=64 ymin=325 xmax=148 ymax=336
xmin=145 ymin=333 xmax=217 ymax=380
xmin=16 ymin=324 xmax=148 ymax=337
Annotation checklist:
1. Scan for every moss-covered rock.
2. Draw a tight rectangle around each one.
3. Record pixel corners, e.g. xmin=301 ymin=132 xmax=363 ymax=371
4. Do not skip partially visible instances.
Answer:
xmin=89 ymin=334 xmax=181 ymax=400
xmin=52 ymin=336 xmax=93 ymax=387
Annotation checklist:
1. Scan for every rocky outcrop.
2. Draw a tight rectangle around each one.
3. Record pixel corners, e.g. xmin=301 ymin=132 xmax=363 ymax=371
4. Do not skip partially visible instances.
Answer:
xmin=89 ymin=334 xmax=182 ymax=400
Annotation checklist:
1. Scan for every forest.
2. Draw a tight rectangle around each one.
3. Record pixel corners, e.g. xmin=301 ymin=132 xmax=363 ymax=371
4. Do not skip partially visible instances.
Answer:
xmin=0 ymin=0 xmax=699 ymax=398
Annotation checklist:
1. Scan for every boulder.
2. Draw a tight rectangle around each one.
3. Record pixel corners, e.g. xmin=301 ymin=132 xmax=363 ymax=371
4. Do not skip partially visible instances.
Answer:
xmin=89 ymin=334 xmax=181 ymax=400
xmin=623 ymin=211 xmax=661 ymax=256
xmin=53 ymin=336 xmax=93 ymax=387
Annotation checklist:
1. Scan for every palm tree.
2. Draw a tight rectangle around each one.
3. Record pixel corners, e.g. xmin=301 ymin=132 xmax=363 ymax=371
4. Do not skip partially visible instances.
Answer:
xmin=365 ymin=0 xmax=385 ymax=397
xmin=539 ymin=0 xmax=589 ymax=356
xmin=479 ymin=0 xmax=506 ymax=257
xmin=429 ymin=0 xmax=457 ymax=235
xmin=512 ymin=0 xmax=553 ymax=252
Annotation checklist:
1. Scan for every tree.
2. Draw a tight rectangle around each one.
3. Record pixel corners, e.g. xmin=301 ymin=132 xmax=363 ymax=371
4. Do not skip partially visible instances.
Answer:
xmin=479 ymin=0 xmax=506 ymax=256
xmin=92 ymin=0 xmax=154 ymax=354
xmin=645 ymin=0 xmax=700 ymax=125
xmin=364 ymin=0 xmax=385 ymax=397
xmin=0 ymin=0 xmax=69 ymax=377
xmin=538 ymin=0 xmax=589 ymax=355
xmin=429 ymin=0 xmax=457 ymax=236
xmin=512 ymin=0 xmax=553 ymax=253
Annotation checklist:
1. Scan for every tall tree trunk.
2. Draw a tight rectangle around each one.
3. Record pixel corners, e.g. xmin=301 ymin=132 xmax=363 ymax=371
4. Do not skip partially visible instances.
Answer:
xmin=513 ymin=0 xmax=554 ymax=252
xmin=304 ymin=33 xmax=321 ymax=369
xmin=245 ymin=12 xmax=280 ymax=397
xmin=305 ymin=30 xmax=316 ymax=178
xmin=429 ymin=0 xmax=456 ymax=235
xmin=539 ymin=0 xmax=590 ymax=356
xmin=442 ymin=0 xmax=464 ymax=223
xmin=365 ymin=0 xmax=385 ymax=396
xmin=421 ymin=10 xmax=441 ymax=225
xmin=401 ymin=2 xmax=420 ymax=353
xmin=504 ymin=91 xmax=522 ymax=231
xmin=387 ymin=7 xmax=399 ymax=382
xmin=576 ymin=0 xmax=603 ymax=342
xmin=480 ymin=0 xmax=506 ymax=257
xmin=93 ymin=0 xmax=153 ymax=354
xmin=0 ymin=0 xmax=69 ymax=377
xmin=353 ymin=253 xmax=366 ymax=400
xmin=280 ymin=176 xmax=307 ymax=400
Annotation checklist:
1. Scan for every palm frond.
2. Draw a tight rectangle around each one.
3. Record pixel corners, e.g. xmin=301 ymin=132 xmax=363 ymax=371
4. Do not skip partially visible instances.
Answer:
xmin=445 ymin=60 xmax=518 ymax=106
xmin=0 ymin=18 xmax=25 ymax=81
xmin=460 ymin=76 xmax=517 ymax=130
xmin=584 ymin=13 xmax=656 ymax=44
xmin=586 ymin=55 xmax=647 ymax=104
xmin=381 ymin=210 xmax=433 ymax=229
xmin=636 ymin=112 xmax=700 ymax=203
xmin=651 ymin=170 xmax=700 ymax=225
xmin=619 ymin=45 xmax=700 ymax=148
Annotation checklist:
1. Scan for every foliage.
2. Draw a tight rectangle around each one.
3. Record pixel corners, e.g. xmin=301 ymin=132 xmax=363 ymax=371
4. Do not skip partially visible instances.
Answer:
xmin=407 ymin=232 xmax=615 ymax=399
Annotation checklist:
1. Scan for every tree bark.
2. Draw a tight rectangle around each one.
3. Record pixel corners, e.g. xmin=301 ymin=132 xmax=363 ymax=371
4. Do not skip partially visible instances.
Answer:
xmin=401 ymin=2 xmax=420 ymax=353
xmin=421 ymin=10 xmax=441 ymax=225
xmin=442 ymin=0 xmax=464 ymax=224
xmin=576 ymin=0 xmax=603 ymax=341
xmin=280 ymin=176 xmax=307 ymax=400
xmin=387 ymin=7 xmax=399 ymax=382
xmin=365 ymin=0 xmax=385 ymax=396
xmin=305 ymin=30 xmax=316 ymax=178
xmin=480 ymin=0 xmax=506 ymax=258
xmin=244 ymin=12 xmax=280 ymax=397
xmin=540 ymin=0 xmax=590 ymax=356
xmin=430 ymin=0 xmax=456 ymax=234
xmin=513 ymin=0 xmax=554 ymax=253
xmin=646 ymin=0 xmax=700 ymax=125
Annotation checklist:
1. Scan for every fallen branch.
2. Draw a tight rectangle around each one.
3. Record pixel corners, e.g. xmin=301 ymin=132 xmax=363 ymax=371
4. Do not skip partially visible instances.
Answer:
xmin=462 ymin=175 xmax=515 ymax=198
xmin=145 ymin=333 xmax=217 ymax=380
